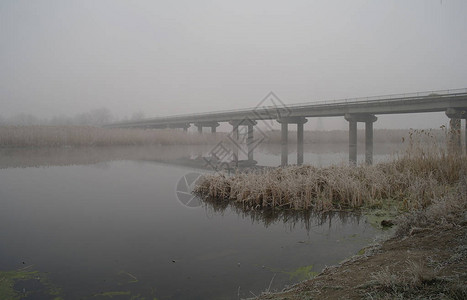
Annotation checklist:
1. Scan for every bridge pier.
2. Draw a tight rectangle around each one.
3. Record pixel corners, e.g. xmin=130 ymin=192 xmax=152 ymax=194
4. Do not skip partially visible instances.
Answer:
xmin=278 ymin=117 xmax=308 ymax=166
xmin=281 ymin=121 xmax=288 ymax=166
xmin=194 ymin=122 xmax=220 ymax=134
xmin=446 ymin=108 xmax=467 ymax=154
xmin=365 ymin=121 xmax=374 ymax=165
xmin=247 ymin=123 xmax=254 ymax=161
xmin=345 ymin=114 xmax=377 ymax=165
xmin=232 ymin=124 xmax=239 ymax=164
xmin=229 ymin=119 xmax=257 ymax=163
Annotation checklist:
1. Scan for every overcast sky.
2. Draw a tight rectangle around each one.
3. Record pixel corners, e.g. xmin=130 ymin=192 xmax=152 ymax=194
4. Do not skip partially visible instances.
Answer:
xmin=1 ymin=0 xmax=466 ymax=129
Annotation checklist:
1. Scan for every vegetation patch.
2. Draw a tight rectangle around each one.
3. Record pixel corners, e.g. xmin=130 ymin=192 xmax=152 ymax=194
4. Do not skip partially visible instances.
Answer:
xmin=0 ymin=268 xmax=62 ymax=300
xmin=93 ymin=290 xmax=131 ymax=297
xmin=195 ymin=142 xmax=465 ymax=213
xmin=286 ymin=265 xmax=318 ymax=281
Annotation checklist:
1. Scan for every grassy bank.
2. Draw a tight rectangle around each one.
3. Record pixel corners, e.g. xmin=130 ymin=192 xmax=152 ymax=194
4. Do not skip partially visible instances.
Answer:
xmin=194 ymin=137 xmax=466 ymax=299
xmin=0 ymin=126 xmax=222 ymax=147
xmin=256 ymin=187 xmax=467 ymax=299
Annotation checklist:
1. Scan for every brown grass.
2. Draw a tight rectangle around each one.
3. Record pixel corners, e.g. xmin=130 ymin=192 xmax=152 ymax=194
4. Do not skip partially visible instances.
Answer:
xmin=194 ymin=142 xmax=466 ymax=212
xmin=0 ymin=126 xmax=223 ymax=148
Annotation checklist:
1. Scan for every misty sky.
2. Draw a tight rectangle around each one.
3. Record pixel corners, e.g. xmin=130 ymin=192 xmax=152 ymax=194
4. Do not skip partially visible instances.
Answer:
xmin=1 ymin=0 xmax=466 ymax=129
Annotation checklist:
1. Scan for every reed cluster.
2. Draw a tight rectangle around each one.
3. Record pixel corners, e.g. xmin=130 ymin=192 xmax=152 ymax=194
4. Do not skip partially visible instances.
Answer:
xmin=0 ymin=126 xmax=222 ymax=148
xmin=194 ymin=148 xmax=466 ymax=212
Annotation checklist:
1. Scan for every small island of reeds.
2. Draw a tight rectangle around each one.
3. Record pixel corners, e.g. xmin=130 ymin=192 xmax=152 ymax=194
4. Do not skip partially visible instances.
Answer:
xmin=194 ymin=143 xmax=465 ymax=213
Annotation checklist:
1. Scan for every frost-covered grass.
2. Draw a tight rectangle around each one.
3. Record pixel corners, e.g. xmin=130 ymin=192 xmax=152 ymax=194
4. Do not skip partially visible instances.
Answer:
xmin=194 ymin=143 xmax=466 ymax=212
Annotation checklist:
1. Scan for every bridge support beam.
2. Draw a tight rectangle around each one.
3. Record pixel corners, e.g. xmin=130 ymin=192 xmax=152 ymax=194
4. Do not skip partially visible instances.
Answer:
xmin=232 ymin=124 xmax=239 ymax=164
xmin=194 ymin=122 xmax=220 ymax=134
xmin=229 ymin=119 xmax=258 ymax=163
xmin=446 ymin=108 xmax=467 ymax=154
xmin=345 ymin=114 xmax=377 ymax=165
xmin=348 ymin=120 xmax=357 ymax=165
xmin=247 ymin=124 xmax=254 ymax=161
xmin=365 ymin=121 xmax=374 ymax=165
xmin=278 ymin=117 xmax=308 ymax=166
xmin=281 ymin=121 xmax=288 ymax=166
xmin=297 ymin=121 xmax=305 ymax=165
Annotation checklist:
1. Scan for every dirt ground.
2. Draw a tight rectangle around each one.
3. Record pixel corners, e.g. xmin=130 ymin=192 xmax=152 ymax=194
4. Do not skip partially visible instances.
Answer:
xmin=257 ymin=219 xmax=466 ymax=299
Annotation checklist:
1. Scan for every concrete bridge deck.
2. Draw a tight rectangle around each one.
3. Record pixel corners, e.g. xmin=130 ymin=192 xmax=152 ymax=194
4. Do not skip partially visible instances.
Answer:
xmin=104 ymin=88 xmax=467 ymax=166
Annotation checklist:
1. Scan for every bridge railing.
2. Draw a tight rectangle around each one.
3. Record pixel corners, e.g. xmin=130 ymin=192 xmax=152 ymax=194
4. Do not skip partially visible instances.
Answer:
xmin=108 ymin=88 xmax=467 ymax=125
xmin=286 ymin=88 xmax=467 ymax=109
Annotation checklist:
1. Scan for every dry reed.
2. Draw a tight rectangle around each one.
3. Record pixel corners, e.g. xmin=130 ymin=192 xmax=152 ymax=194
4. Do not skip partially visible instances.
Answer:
xmin=194 ymin=143 xmax=466 ymax=212
xmin=0 ymin=126 xmax=222 ymax=148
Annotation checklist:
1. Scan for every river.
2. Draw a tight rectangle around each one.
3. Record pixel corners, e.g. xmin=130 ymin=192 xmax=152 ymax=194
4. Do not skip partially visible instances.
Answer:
xmin=0 ymin=144 xmax=396 ymax=299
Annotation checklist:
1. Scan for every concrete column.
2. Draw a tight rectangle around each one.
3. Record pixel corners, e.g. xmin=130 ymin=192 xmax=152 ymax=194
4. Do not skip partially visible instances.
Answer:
xmin=345 ymin=114 xmax=377 ymax=165
xmin=278 ymin=117 xmax=307 ymax=166
xmin=281 ymin=121 xmax=288 ymax=166
xmin=211 ymin=126 xmax=216 ymax=133
xmin=449 ymin=118 xmax=461 ymax=153
xmin=349 ymin=121 xmax=357 ymax=165
xmin=247 ymin=124 xmax=254 ymax=161
xmin=445 ymin=108 xmax=467 ymax=155
xmin=232 ymin=125 xmax=239 ymax=165
xmin=197 ymin=125 xmax=202 ymax=134
xmin=297 ymin=121 xmax=304 ymax=165
xmin=365 ymin=121 xmax=374 ymax=165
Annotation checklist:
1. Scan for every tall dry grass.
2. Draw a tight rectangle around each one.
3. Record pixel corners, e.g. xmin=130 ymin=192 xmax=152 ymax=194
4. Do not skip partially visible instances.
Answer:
xmin=194 ymin=136 xmax=466 ymax=212
xmin=0 ymin=126 xmax=223 ymax=148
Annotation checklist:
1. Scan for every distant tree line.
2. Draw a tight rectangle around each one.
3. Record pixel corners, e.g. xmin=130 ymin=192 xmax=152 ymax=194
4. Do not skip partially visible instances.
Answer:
xmin=0 ymin=108 xmax=145 ymax=126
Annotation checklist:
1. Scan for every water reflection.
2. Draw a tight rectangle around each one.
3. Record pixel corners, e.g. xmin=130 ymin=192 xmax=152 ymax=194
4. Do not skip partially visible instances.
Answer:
xmin=0 ymin=155 xmax=381 ymax=299
xmin=203 ymin=198 xmax=363 ymax=232
xmin=0 ymin=142 xmax=406 ymax=170
xmin=0 ymin=145 xmax=213 ymax=169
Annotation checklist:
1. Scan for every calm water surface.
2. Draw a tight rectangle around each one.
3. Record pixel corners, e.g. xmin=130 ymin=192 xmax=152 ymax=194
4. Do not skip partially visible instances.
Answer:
xmin=0 ymin=145 xmax=388 ymax=299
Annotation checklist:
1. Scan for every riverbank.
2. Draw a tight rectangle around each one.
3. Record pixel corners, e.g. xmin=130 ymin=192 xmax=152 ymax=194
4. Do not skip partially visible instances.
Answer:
xmin=194 ymin=147 xmax=467 ymax=299
xmin=255 ymin=188 xmax=466 ymax=299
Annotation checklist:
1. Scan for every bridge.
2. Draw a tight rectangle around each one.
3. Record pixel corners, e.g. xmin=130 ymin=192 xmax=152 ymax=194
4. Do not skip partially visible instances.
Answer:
xmin=105 ymin=88 xmax=467 ymax=166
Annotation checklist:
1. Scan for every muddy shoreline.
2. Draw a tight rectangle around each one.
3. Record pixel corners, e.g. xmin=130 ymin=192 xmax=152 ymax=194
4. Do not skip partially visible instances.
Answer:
xmin=255 ymin=194 xmax=467 ymax=300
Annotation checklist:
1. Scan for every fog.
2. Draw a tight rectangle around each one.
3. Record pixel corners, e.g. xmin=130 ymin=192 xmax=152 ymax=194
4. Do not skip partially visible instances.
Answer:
xmin=1 ymin=0 xmax=466 ymax=129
